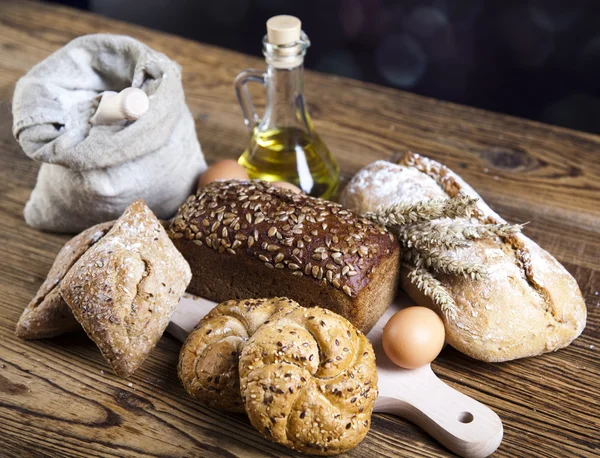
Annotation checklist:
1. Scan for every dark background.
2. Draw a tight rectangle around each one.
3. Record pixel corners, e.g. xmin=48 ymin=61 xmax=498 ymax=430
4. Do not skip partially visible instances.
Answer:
xmin=56 ymin=0 xmax=600 ymax=134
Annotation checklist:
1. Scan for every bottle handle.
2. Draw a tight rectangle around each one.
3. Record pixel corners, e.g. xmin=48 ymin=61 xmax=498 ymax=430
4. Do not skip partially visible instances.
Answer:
xmin=234 ymin=69 xmax=267 ymax=131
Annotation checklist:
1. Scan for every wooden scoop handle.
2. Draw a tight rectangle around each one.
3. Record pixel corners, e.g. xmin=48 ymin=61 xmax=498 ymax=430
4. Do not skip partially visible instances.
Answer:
xmin=90 ymin=87 xmax=149 ymax=125
xmin=374 ymin=364 xmax=503 ymax=458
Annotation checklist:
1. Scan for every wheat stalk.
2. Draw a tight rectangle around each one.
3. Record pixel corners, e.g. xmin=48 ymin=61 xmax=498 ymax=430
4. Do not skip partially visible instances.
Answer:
xmin=403 ymin=248 xmax=486 ymax=280
xmin=407 ymin=268 xmax=458 ymax=321
xmin=365 ymin=196 xmax=478 ymax=227
xmin=400 ymin=220 xmax=524 ymax=250
xmin=458 ymin=222 xmax=525 ymax=240
xmin=368 ymin=195 xmax=525 ymax=323
xmin=397 ymin=222 xmax=469 ymax=250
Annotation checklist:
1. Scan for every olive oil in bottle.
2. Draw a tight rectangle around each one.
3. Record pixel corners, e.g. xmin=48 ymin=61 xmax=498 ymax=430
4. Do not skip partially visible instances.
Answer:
xmin=239 ymin=127 xmax=338 ymax=199
xmin=234 ymin=15 xmax=340 ymax=199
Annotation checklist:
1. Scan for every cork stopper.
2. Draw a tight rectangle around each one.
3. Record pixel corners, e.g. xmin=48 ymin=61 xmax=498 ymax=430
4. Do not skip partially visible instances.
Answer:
xmin=267 ymin=15 xmax=301 ymax=45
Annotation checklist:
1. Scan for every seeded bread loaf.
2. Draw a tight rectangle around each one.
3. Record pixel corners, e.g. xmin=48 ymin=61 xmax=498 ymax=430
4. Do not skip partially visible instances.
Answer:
xmin=340 ymin=153 xmax=587 ymax=362
xmin=60 ymin=200 xmax=192 ymax=378
xmin=178 ymin=297 xmax=296 ymax=412
xmin=239 ymin=302 xmax=377 ymax=455
xmin=168 ymin=180 xmax=400 ymax=334
xmin=16 ymin=221 xmax=115 ymax=339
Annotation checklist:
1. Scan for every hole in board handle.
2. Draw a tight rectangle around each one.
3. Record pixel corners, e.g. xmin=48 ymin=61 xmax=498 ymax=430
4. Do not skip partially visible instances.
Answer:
xmin=458 ymin=412 xmax=474 ymax=424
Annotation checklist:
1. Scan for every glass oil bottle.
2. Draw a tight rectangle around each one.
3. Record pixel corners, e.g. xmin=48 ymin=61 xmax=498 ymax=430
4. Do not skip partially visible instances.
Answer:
xmin=235 ymin=15 xmax=340 ymax=199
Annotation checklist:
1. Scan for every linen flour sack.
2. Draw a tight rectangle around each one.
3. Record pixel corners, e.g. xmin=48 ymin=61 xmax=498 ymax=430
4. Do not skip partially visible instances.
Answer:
xmin=12 ymin=34 xmax=206 ymax=233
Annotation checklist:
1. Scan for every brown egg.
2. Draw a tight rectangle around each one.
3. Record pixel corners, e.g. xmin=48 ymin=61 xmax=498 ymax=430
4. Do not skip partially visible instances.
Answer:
xmin=198 ymin=160 xmax=249 ymax=188
xmin=271 ymin=181 xmax=303 ymax=194
xmin=382 ymin=306 xmax=445 ymax=369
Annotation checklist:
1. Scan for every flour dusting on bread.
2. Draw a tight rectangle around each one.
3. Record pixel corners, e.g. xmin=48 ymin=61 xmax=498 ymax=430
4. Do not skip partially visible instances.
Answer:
xmin=341 ymin=154 xmax=587 ymax=362
xmin=60 ymin=200 xmax=192 ymax=377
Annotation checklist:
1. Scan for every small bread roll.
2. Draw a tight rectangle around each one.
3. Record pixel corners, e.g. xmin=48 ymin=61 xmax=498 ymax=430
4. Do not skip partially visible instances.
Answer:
xmin=178 ymin=297 xmax=297 ymax=412
xmin=239 ymin=305 xmax=377 ymax=455
xmin=16 ymin=221 xmax=115 ymax=339
xmin=61 ymin=200 xmax=192 ymax=378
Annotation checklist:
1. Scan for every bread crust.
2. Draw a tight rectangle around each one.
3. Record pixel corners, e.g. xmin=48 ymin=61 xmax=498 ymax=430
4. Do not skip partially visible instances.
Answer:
xmin=60 ymin=200 xmax=191 ymax=377
xmin=178 ymin=297 xmax=297 ymax=412
xmin=340 ymin=154 xmax=587 ymax=362
xmin=239 ymin=304 xmax=377 ymax=455
xmin=16 ymin=221 xmax=114 ymax=339
xmin=169 ymin=180 xmax=400 ymax=334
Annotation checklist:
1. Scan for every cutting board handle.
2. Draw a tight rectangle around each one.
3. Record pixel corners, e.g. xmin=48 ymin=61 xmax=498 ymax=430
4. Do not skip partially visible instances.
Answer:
xmin=374 ymin=364 xmax=503 ymax=458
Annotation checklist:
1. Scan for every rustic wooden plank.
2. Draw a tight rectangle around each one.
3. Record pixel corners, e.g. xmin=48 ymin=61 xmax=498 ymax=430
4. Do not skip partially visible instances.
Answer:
xmin=0 ymin=1 xmax=598 ymax=457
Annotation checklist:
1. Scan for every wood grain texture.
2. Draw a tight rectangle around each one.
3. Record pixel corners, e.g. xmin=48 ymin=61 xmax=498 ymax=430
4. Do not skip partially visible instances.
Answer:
xmin=0 ymin=1 xmax=598 ymax=457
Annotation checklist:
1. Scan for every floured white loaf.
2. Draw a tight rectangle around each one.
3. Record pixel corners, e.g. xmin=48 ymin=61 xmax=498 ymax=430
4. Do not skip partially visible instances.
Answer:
xmin=340 ymin=153 xmax=586 ymax=362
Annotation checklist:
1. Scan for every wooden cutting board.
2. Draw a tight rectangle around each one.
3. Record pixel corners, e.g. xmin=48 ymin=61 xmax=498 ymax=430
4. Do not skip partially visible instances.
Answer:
xmin=168 ymin=294 xmax=503 ymax=458
xmin=0 ymin=2 xmax=598 ymax=457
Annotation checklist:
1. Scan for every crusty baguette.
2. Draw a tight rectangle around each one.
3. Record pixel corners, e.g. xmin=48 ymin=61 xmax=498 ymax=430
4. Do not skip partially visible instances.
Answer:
xmin=340 ymin=153 xmax=587 ymax=362
xmin=60 ymin=200 xmax=191 ymax=378
xmin=168 ymin=180 xmax=400 ymax=334
xmin=16 ymin=221 xmax=114 ymax=339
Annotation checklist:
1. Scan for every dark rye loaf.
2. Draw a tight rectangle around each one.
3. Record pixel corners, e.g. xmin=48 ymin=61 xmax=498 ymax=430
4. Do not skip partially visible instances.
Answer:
xmin=168 ymin=180 xmax=400 ymax=334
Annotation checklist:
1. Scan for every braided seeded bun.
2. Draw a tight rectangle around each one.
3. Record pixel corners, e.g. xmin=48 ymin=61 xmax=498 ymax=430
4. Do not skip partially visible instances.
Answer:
xmin=178 ymin=297 xmax=297 ymax=412
xmin=239 ymin=305 xmax=377 ymax=455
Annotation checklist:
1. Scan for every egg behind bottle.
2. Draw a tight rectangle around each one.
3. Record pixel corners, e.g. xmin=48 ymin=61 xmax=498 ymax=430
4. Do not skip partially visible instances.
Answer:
xmin=198 ymin=160 xmax=249 ymax=188
xmin=271 ymin=181 xmax=302 ymax=194
xmin=197 ymin=160 xmax=306 ymax=196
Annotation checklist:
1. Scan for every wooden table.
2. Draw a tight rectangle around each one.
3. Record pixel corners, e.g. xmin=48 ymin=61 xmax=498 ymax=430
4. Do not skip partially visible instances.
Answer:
xmin=0 ymin=1 xmax=598 ymax=457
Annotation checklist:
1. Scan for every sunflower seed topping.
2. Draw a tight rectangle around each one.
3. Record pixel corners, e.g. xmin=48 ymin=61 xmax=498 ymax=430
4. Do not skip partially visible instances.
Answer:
xmin=169 ymin=180 xmax=397 ymax=299
xmin=312 ymin=265 xmax=320 ymax=278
